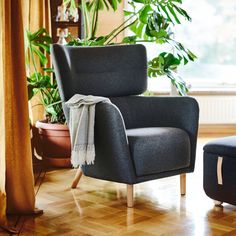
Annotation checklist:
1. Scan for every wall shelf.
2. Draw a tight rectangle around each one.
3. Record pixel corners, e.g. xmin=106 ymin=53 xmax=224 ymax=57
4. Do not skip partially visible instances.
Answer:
xmin=50 ymin=0 xmax=81 ymax=43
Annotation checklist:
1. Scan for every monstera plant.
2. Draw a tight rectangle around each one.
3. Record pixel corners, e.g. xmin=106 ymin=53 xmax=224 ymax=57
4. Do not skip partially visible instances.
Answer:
xmin=25 ymin=28 xmax=70 ymax=167
xmin=25 ymin=28 xmax=65 ymax=123
xmin=26 ymin=1 xmax=196 ymax=122
xmin=64 ymin=0 xmax=196 ymax=95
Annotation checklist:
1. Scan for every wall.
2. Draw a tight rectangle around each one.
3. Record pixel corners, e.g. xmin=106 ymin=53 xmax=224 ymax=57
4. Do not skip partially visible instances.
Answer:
xmin=97 ymin=2 xmax=124 ymax=43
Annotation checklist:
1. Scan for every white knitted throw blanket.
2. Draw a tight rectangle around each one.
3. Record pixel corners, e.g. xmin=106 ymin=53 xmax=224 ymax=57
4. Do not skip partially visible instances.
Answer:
xmin=66 ymin=94 xmax=110 ymax=167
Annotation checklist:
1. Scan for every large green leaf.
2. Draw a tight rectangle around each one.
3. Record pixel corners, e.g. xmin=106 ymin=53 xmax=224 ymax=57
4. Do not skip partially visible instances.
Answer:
xmin=172 ymin=5 xmax=191 ymax=21
xmin=167 ymin=4 xmax=180 ymax=24
xmin=139 ymin=5 xmax=152 ymax=24
xmin=132 ymin=0 xmax=145 ymax=3
xmin=124 ymin=10 xmax=134 ymax=16
xmin=122 ymin=35 xmax=137 ymax=44
xmin=166 ymin=70 xmax=189 ymax=96
xmin=45 ymin=105 xmax=58 ymax=117
xmin=27 ymin=84 xmax=37 ymax=100
xmin=148 ymin=52 xmax=190 ymax=95
xmin=144 ymin=12 xmax=170 ymax=40
xmin=25 ymin=28 xmax=52 ymax=67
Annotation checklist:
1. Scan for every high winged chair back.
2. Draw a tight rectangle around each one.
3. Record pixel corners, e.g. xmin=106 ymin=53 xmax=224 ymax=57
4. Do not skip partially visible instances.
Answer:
xmin=51 ymin=44 xmax=199 ymax=207
xmin=51 ymin=44 xmax=147 ymax=120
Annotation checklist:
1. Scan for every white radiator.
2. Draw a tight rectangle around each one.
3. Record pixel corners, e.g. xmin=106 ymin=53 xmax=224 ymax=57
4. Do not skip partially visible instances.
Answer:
xmin=194 ymin=96 xmax=236 ymax=124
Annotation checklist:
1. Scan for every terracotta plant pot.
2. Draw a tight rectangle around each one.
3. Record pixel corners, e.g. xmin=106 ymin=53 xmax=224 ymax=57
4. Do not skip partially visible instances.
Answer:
xmin=35 ymin=120 xmax=71 ymax=168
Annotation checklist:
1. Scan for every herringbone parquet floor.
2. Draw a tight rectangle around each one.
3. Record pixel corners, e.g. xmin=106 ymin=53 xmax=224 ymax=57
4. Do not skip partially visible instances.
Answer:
xmin=1 ymin=137 xmax=236 ymax=235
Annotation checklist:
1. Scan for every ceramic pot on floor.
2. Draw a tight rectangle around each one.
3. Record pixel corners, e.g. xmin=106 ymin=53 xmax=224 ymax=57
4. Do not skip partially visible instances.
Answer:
xmin=36 ymin=120 xmax=71 ymax=168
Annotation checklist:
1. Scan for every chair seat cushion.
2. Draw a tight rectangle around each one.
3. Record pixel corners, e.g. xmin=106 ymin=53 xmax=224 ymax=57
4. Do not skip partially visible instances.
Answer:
xmin=126 ymin=127 xmax=191 ymax=176
xmin=203 ymin=136 xmax=236 ymax=158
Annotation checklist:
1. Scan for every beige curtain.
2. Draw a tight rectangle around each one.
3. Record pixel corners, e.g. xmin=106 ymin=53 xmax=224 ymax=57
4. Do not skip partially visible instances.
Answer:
xmin=0 ymin=0 xmax=51 ymax=232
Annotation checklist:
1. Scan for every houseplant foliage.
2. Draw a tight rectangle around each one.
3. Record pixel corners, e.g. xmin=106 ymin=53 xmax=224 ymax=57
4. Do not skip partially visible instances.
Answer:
xmin=25 ymin=28 xmax=71 ymax=167
xmin=64 ymin=0 xmax=196 ymax=95
xmin=25 ymin=28 xmax=65 ymax=123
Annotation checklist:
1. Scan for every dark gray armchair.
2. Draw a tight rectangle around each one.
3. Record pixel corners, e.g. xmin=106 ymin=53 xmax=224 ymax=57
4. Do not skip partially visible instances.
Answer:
xmin=51 ymin=44 xmax=199 ymax=207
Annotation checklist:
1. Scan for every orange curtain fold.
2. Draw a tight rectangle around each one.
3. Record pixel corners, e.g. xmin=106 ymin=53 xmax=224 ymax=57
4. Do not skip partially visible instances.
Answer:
xmin=0 ymin=0 xmax=7 ymax=230
xmin=3 ymin=0 xmax=35 ymax=213
xmin=0 ymin=0 xmax=37 ymax=231
xmin=0 ymin=0 xmax=51 ymax=232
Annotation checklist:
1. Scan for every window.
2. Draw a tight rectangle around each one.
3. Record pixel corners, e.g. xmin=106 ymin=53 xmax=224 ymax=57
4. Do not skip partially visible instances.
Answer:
xmin=145 ymin=0 xmax=236 ymax=92
xmin=175 ymin=0 xmax=236 ymax=91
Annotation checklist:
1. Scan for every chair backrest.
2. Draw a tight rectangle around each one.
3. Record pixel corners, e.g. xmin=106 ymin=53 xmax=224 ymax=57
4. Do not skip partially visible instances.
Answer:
xmin=51 ymin=44 xmax=147 ymax=101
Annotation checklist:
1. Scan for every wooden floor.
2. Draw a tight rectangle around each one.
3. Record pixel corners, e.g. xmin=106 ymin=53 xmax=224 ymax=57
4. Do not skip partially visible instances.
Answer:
xmin=1 ymin=136 xmax=236 ymax=235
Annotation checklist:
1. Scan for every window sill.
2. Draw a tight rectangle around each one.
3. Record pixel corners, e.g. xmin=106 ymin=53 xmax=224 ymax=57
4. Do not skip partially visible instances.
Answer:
xmin=152 ymin=89 xmax=236 ymax=96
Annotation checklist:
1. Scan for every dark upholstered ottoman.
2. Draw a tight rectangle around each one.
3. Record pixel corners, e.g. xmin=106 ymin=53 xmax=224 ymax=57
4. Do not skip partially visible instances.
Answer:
xmin=203 ymin=136 xmax=236 ymax=206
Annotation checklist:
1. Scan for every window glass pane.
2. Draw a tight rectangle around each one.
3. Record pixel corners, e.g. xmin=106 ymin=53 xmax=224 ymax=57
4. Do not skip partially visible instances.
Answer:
xmin=125 ymin=0 xmax=236 ymax=92
xmin=175 ymin=0 xmax=236 ymax=90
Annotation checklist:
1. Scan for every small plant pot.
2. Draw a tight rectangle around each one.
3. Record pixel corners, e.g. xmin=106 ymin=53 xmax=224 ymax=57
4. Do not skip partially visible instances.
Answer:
xmin=36 ymin=120 xmax=71 ymax=168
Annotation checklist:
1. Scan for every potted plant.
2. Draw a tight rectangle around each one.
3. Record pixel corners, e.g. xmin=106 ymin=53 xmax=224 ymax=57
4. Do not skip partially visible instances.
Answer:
xmin=25 ymin=28 xmax=71 ymax=167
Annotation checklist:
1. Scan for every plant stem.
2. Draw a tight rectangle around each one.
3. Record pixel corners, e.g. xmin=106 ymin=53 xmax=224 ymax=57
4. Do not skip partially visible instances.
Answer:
xmin=81 ymin=0 xmax=90 ymax=40
xmin=93 ymin=5 xmax=99 ymax=37
xmin=46 ymin=100 xmax=62 ymax=107
xmin=91 ymin=0 xmax=99 ymax=38
xmin=114 ymin=39 xmax=157 ymax=45
xmin=135 ymin=39 xmax=156 ymax=43
xmin=40 ymin=88 xmax=54 ymax=110
xmin=29 ymin=46 xmax=39 ymax=81
xmin=29 ymin=45 xmax=48 ymax=110
xmin=106 ymin=19 xmax=138 ymax=44
xmin=104 ymin=13 xmax=138 ymax=44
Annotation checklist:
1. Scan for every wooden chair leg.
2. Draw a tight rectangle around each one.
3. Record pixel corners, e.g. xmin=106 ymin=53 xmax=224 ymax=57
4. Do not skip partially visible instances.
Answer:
xmin=71 ymin=167 xmax=83 ymax=189
xmin=127 ymin=184 xmax=134 ymax=208
xmin=180 ymin=173 xmax=186 ymax=195
xmin=214 ymin=200 xmax=223 ymax=206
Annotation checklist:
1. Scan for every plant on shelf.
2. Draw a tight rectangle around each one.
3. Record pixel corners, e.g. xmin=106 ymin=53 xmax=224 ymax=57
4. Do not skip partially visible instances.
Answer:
xmin=64 ymin=0 xmax=196 ymax=95
xmin=25 ymin=28 xmax=65 ymax=124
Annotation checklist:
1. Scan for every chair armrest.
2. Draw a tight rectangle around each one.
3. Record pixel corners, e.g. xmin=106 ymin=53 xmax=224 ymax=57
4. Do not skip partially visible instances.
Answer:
xmin=111 ymin=96 xmax=199 ymax=171
xmin=82 ymin=102 xmax=136 ymax=184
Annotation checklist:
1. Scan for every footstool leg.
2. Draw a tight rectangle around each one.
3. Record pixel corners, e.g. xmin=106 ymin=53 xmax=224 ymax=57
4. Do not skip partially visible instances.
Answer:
xmin=180 ymin=174 xmax=186 ymax=195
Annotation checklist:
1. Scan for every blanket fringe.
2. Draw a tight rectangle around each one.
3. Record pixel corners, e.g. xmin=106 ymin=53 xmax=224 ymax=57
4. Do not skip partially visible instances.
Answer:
xmin=71 ymin=145 xmax=95 ymax=167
